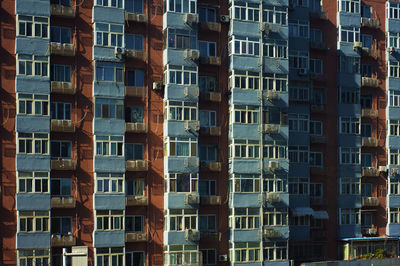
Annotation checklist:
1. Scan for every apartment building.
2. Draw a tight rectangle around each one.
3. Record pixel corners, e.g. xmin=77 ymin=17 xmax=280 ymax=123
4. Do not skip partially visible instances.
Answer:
xmin=0 ymin=0 xmax=399 ymax=265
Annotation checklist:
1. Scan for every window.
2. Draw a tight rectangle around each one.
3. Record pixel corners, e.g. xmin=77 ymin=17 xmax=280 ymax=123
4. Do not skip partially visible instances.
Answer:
xmin=229 ymin=174 xmax=261 ymax=193
xmin=340 ymin=209 xmax=360 ymax=225
xmin=96 ymin=248 xmax=124 ymax=266
xmin=126 ymin=69 xmax=144 ymax=87
xmin=340 ymin=0 xmax=360 ymax=13
xmin=338 ymin=56 xmax=360 ymax=73
xmin=230 ymin=242 xmax=260 ymax=262
xmin=229 ymin=208 xmax=260 ymax=229
xmin=309 ymin=121 xmax=322 ymax=135
xmin=125 ymin=106 xmax=144 ymax=123
xmin=263 ymin=175 xmax=287 ymax=192
xmin=390 ymin=120 xmax=400 ymax=136
xmin=263 ymin=142 xmax=287 ymax=159
xmin=389 ymin=32 xmax=400 ymax=48
xmin=19 ymin=211 xmax=49 ymax=232
xmin=51 ymin=217 xmax=72 ymax=235
xmin=19 ymin=250 xmax=50 ymax=266
xmin=126 ymin=251 xmax=145 ymax=266
xmin=18 ymin=94 xmax=49 ymax=116
xmin=96 ymin=62 xmax=123 ymax=82
xmin=232 ymin=105 xmax=259 ymax=124
xmin=290 ymin=216 xmax=310 ymax=226
xmin=166 ymin=101 xmax=197 ymax=121
xmin=289 ymin=20 xmax=309 ymax=38
xmin=165 ymin=65 xmax=197 ymax=85
xmin=95 ymin=23 xmax=123 ymax=47
xmin=125 ymin=143 xmax=144 ymax=160
xmin=199 ymin=215 xmax=216 ymax=232
xmin=264 ymin=242 xmax=287 ymax=261
xmin=293 ymin=0 xmax=308 ymax=7
xmin=289 ymin=87 xmax=308 ymax=101
xmin=50 ymin=64 xmax=71 ymax=82
xmin=262 ymin=6 xmax=287 ymax=25
xmin=199 ymin=7 xmax=216 ymax=22
xmin=18 ymin=55 xmax=48 ymax=77
xmin=167 ymin=209 xmax=197 ymax=231
xmin=361 ymin=64 xmax=372 ymax=77
xmin=309 ymin=59 xmax=323 ymax=75
xmin=340 ymin=26 xmax=360 ymax=42
xmin=389 ymin=2 xmax=400 ymax=19
xmin=289 ymin=177 xmax=309 ymax=195
xmin=166 ymin=137 xmax=197 ymax=157
xmin=96 ymin=135 xmax=124 ymax=156
xmin=263 ymin=41 xmax=288 ymax=59
xmin=263 ymin=73 xmax=287 ymax=92
xmin=50 ymin=26 xmax=71 ymax=43
xmin=309 ymin=0 xmax=321 ymax=12
xmin=51 ymin=0 xmax=71 ymax=6
xmin=96 ymin=210 xmax=124 ymax=230
xmin=199 ymin=41 xmax=216 ymax=57
xmin=340 ymin=178 xmax=360 ymax=195
xmin=199 ymin=145 xmax=217 ymax=162
xmin=361 ymin=124 xmax=372 ymax=137
xmin=18 ymin=15 xmax=48 ymax=38
xmin=289 ymin=114 xmax=308 ymax=132
xmin=310 ymin=29 xmax=323 ymax=43
xmin=96 ymin=173 xmax=124 ymax=193
xmin=166 ymin=0 xmax=197 ymax=13
xmin=310 ymin=183 xmax=323 ymax=200
xmin=125 ymin=0 xmax=144 ymax=13
xmin=18 ymin=172 xmax=49 ymax=193
xmin=96 ymin=0 xmax=123 ymax=8
xmin=309 ymin=152 xmax=323 ymax=167
xmin=166 ymin=29 xmax=197 ymax=49
xmin=289 ymin=51 xmax=309 ymax=69
xmin=390 ymin=149 xmax=400 ymax=165
xmin=126 ymin=179 xmax=145 ymax=196
xmin=340 ymin=117 xmax=360 ymax=134
xmin=361 ymin=183 xmax=372 ymax=197
xmin=164 ymin=245 xmax=200 ymax=265
xmin=51 ymin=178 xmax=72 ymax=196
xmin=201 ymin=249 xmax=216 ymax=265
xmin=340 ymin=87 xmax=359 ymax=104
xmin=199 ymin=76 xmax=217 ymax=93
xmin=125 ymin=34 xmax=144 ymax=50
xmin=230 ymin=70 xmax=260 ymax=90
xmin=390 ymin=91 xmax=400 ymax=107
xmin=288 ymin=146 xmax=308 ymax=163
xmin=340 ymin=147 xmax=360 ymax=165
xmin=18 ymin=133 xmax=49 ymax=155
xmin=389 ymin=61 xmax=400 ymax=78
xmin=390 ymin=181 xmax=400 ymax=195
xmin=199 ymin=180 xmax=217 ymax=196
xmin=360 ymin=95 xmax=372 ymax=108
xmin=166 ymin=173 xmax=198 ymax=193
xmin=51 ymin=102 xmax=71 ymax=120
xmin=51 ymin=141 xmax=72 ymax=158
xmin=361 ymin=4 xmax=371 ymax=18
xmin=263 ymin=208 xmax=288 ymax=226
xmin=230 ymin=139 xmax=260 ymax=159
xmin=229 ymin=36 xmax=260 ymax=56
xmin=199 ymin=110 xmax=216 ymax=128
xmin=231 ymin=2 xmax=260 ymax=21
xmin=361 ymin=35 xmax=372 ymax=49
xmin=361 ymin=153 xmax=372 ymax=168
xmin=95 ymin=99 xmax=124 ymax=119
xmin=125 ymin=215 xmax=144 ymax=232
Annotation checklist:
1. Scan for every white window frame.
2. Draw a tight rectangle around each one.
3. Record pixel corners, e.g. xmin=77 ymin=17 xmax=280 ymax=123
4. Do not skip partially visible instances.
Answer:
xmin=17 ymin=93 xmax=49 ymax=116
xmin=166 ymin=173 xmax=198 ymax=193
xmin=229 ymin=36 xmax=260 ymax=56
xmin=229 ymin=242 xmax=261 ymax=263
xmin=17 ymin=15 xmax=49 ymax=38
xmin=229 ymin=208 xmax=261 ymax=230
xmin=96 ymin=173 xmax=124 ymax=193
xmin=18 ymin=211 xmax=49 ymax=232
xmin=340 ymin=0 xmax=360 ymax=13
xmin=17 ymin=55 xmax=49 ymax=77
xmin=166 ymin=209 xmax=198 ymax=231
xmin=96 ymin=210 xmax=124 ymax=231
xmin=166 ymin=100 xmax=198 ymax=121
xmin=165 ymin=137 xmax=198 ymax=157
xmin=18 ymin=171 xmax=49 ymax=193
xmin=17 ymin=132 xmax=49 ymax=155
xmin=389 ymin=61 xmax=400 ymax=78
xmin=95 ymin=23 xmax=124 ymax=47
xmin=165 ymin=65 xmax=198 ymax=85
xmin=230 ymin=139 xmax=260 ymax=159
xmin=389 ymin=2 xmax=400 ymax=20
xmin=263 ymin=208 xmax=288 ymax=226
xmin=95 ymin=135 xmax=124 ymax=156
xmin=340 ymin=26 xmax=360 ymax=43
xmin=18 ymin=250 xmax=50 ymax=266
xmin=229 ymin=70 xmax=260 ymax=90
xmin=231 ymin=2 xmax=260 ymax=22
xmin=340 ymin=147 xmax=360 ymax=165
xmin=96 ymin=248 xmax=124 ymax=266
xmin=95 ymin=0 xmax=123 ymax=8
xmin=231 ymin=105 xmax=260 ymax=124
xmin=166 ymin=0 xmax=197 ymax=13
xmin=230 ymin=174 xmax=261 ymax=193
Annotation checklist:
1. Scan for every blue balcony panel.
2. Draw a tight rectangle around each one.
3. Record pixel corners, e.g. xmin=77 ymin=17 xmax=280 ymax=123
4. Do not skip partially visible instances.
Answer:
xmin=264 ymin=0 xmax=288 ymax=7
xmin=388 ymin=107 xmax=400 ymax=120
xmin=288 ymin=37 xmax=309 ymax=51
xmin=164 ymin=121 xmax=199 ymax=138
xmin=16 ymin=115 xmax=50 ymax=133
xmin=93 ymin=230 xmax=125 ymax=247
xmin=338 ymin=12 xmax=361 ymax=27
xmin=338 ymin=225 xmax=362 ymax=238
xmin=16 ymin=194 xmax=50 ymax=210
xmin=288 ymin=164 xmax=309 ymax=178
xmin=338 ymin=104 xmax=361 ymax=116
xmin=263 ymin=92 xmax=289 ymax=109
xmin=230 ymin=159 xmax=261 ymax=174
xmin=388 ymin=195 xmax=400 ymax=208
xmin=387 ymin=224 xmax=400 ymax=237
xmin=230 ymin=124 xmax=260 ymax=141
xmin=289 ymin=226 xmax=310 ymax=240
xmin=337 ymin=72 xmax=361 ymax=87
xmin=94 ymin=156 xmax=125 ymax=172
xmin=16 ymin=37 xmax=49 ymax=56
xmin=288 ymin=6 xmax=309 ymax=20
xmin=163 ymin=12 xmax=198 ymax=31
xmin=93 ymin=46 xmax=124 ymax=61
xmin=16 ymin=76 xmax=50 ymax=94
xmin=93 ymin=6 xmax=124 ymax=24
xmin=230 ymin=55 xmax=260 ymax=72
xmin=93 ymin=118 xmax=125 ymax=135
xmin=337 ymin=42 xmax=360 ymax=57
xmin=230 ymin=89 xmax=261 ymax=106
xmin=288 ymin=132 xmax=309 ymax=146
xmin=16 ymin=154 xmax=50 ymax=171
xmin=231 ymin=20 xmax=260 ymax=38
xmin=337 ymin=134 xmax=361 ymax=147
xmin=388 ymin=78 xmax=400 ymax=91
xmin=165 ymin=193 xmax=199 ymax=209
xmin=263 ymin=58 xmax=289 ymax=75
xmin=289 ymin=195 xmax=309 ymax=208
xmin=164 ymin=231 xmax=198 ymax=245
xmin=164 ymin=49 xmax=198 ymax=68
xmin=263 ymin=159 xmax=289 ymax=173
xmin=230 ymin=229 xmax=261 ymax=242
xmin=165 ymin=84 xmax=199 ymax=102
xmin=165 ymin=157 xmax=199 ymax=173
xmin=338 ymin=195 xmax=361 ymax=208
xmin=264 ymin=193 xmax=289 ymax=208
xmin=94 ymin=194 xmax=125 ymax=210
xmin=388 ymin=19 xmax=400 ymax=33
xmin=338 ymin=165 xmax=361 ymax=178
xmin=387 ymin=136 xmax=400 ymax=149
xmin=17 ymin=233 xmax=50 ymax=249
xmin=229 ymin=193 xmax=261 ymax=208
xmin=16 ymin=0 xmax=50 ymax=16
xmin=262 ymin=226 xmax=289 ymax=240
xmin=93 ymin=81 xmax=124 ymax=98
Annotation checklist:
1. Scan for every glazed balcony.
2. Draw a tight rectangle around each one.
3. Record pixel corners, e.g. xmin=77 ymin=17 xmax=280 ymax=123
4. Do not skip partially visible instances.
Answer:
xmin=362 ymin=197 xmax=379 ymax=207
xmin=362 ymin=77 xmax=379 ymax=88
xmin=125 ymin=122 xmax=147 ymax=133
xmin=51 ymin=159 xmax=77 ymax=171
xmin=199 ymin=22 xmax=221 ymax=32
xmin=51 ymin=81 xmax=76 ymax=95
xmin=362 ymin=137 xmax=378 ymax=147
xmin=126 ymin=160 xmax=148 ymax=171
xmin=125 ymin=86 xmax=147 ymax=97
xmin=126 ymin=195 xmax=148 ymax=206
xmin=50 ymin=4 xmax=75 ymax=18
xmin=51 ymin=120 xmax=75 ymax=133
xmin=51 ymin=196 xmax=76 ymax=208
xmin=49 ymin=42 xmax=75 ymax=57
xmin=51 ymin=234 xmax=76 ymax=247
xmin=125 ymin=232 xmax=147 ymax=242
xmin=200 ymin=195 xmax=221 ymax=205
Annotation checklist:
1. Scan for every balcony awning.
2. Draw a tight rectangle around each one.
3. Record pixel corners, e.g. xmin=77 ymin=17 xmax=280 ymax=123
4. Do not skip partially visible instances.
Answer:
xmin=292 ymin=207 xmax=314 ymax=216
xmin=312 ymin=210 xmax=329 ymax=219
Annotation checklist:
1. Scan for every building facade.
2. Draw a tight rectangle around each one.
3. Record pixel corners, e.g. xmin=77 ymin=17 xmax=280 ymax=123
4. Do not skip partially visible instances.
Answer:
xmin=0 ymin=0 xmax=399 ymax=265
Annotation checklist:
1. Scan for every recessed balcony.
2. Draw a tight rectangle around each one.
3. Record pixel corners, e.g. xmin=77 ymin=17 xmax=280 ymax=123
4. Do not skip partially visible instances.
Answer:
xmin=124 ymin=12 xmax=147 ymax=23
xmin=362 ymin=197 xmax=379 ymax=207
xmin=200 ymin=195 xmax=221 ymax=205
xmin=49 ymin=42 xmax=75 ymax=57
xmin=362 ymin=77 xmax=379 ymax=88
xmin=262 ymin=227 xmax=281 ymax=239
xmin=125 ymin=86 xmax=147 ymax=97
xmin=125 ymin=232 xmax=147 ymax=242
xmin=51 ymin=120 xmax=75 ymax=133
xmin=262 ymin=124 xmax=280 ymax=134
xmin=310 ymin=104 xmax=326 ymax=113
xmin=126 ymin=195 xmax=148 ymax=206
xmin=50 ymin=4 xmax=75 ymax=18
xmin=51 ymin=81 xmax=76 ymax=95
xmin=51 ymin=234 xmax=76 ymax=247
xmin=361 ymin=109 xmax=378 ymax=118
xmin=310 ymin=41 xmax=328 ymax=50
xmin=51 ymin=196 xmax=76 ymax=208
xmin=199 ymin=56 xmax=221 ymax=66
xmin=125 ymin=122 xmax=147 ymax=133
xmin=362 ymin=137 xmax=378 ymax=147
xmin=200 ymin=91 xmax=221 ymax=102
xmin=199 ymin=126 xmax=221 ymax=136
xmin=125 ymin=49 xmax=147 ymax=61
xmin=200 ymin=162 xmax=221 ymax=172
xmin=310 ymin=135 xmax=327 ymax=144
xmin=199 ymin=22 xmax=221 ymax=32
xmin=361 ymin=18 xmax=379 ymax=29
xmin=309 ymin=11 xmax=327 ymax=20
xmin=51 ymin=159 xmax=77 ymax=171
xmin=126 ymin=160 xmax=148 ymax=171
xmin=362 ymin=167 xmax=379 ymax=177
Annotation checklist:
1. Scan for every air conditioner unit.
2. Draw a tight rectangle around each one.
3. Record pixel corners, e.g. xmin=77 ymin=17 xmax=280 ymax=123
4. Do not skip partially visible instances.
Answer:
xmin=136 ymin=13 xmax=146 ymax=22
xmin=388 ymin=46 xmax=396 ymax=54
xmin=115 ymin=47 xmax=124 ymax=57
xmin=353 ymin=41 xmax=362 ymax=50
xmin=297 ymin=68 xmax=308 ymax=76
xmin=152 ymin=81 xmax=162 ymax=90
xmin=184 ymin=13 xmax=198 ymax=25
xmin=219 ymin=15 xmax=230 ymax=23
xmin=218 ymin=255 xmax=228 ymax=262
xmin=260 ymin=22 xmax=270 ymax=32
xmin=184 ymin=49 xmax=200 ymax=60
xmin=379 ymin=166 xmax=387 ymax=172
xmin=185 ymin=193 xmax=200 ymax=204
xmin=391 ymin=168 xmax=399 ymax=175
xmin=269 ymin=161 xmax=280 ymax=170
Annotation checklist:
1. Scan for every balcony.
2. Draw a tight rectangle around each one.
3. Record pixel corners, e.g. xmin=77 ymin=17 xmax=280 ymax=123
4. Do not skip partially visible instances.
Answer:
xmin=51 ymin=159 xmax=77 ymax=171
xmin=361 ymin=18 xmax=379 ymax=29
xmin=199 ymin=22 xmax=221 ymax=32
xmin=125 ymin=122 xmax=147 ymax=133
xmin=126 ymin=160 xmax=148 ymax=171
xmin=262 ymin=227 xmax=282 ymax=239
xmin=262 ymin=124 xmax=280 ymax=134
xmin=49 ymin=42 xmax=75 ymax=57
xmin=200 ymin=195 xmax=221 ymax=205
xmin=51 ymin=234 xmax=76 ymax=247
xmin=264 ymin=90 xmax=280 ymax=101
xmin=362 ymin=137 xmax=378 ymax=147
xmin=362 ymin=48 xmax=378 ymax=59
xmin=51 ymin=120 xmax=75 ymax=133
xmin=310 ymin=167 xmax=325 ymax=176
xmin=310 ymin=197 xmax=324 ymax=206
xmin=310 ymin=41 xmax=328 ymax=51
xmin=362 ymin=227 xmax=378 ymax=236
xmin=200 ymin=91 xmax=221 ymax=102
xmin=310 ymin=230 xmax=327 ymax=239
xmin=200 ymin=162 xmax=221 ymax=172
xmin=124 ymin=12 xmax=147 ymax=23
xmin=310 ymin=135 xmax=327 ymax=144
xmin=362 ymin=197 xmax=379 ymax=207
xmin=126 ymin=196 xmax=148 ymax=206
xmin=200 ymin=231 xmax=218 ymax=241
xmin=125 ymin=86 xmax=147 ymax=97
xmin=50 ymin=4 xmax=75 ymax=18
xmin=51 ymin=81 xmax=76 ymax=95
xmin=125 ymin=232 xmax=147 ymax=242
xmin=125 ymin=50 xmax=147 ymax=61
xmin=51 ymin=196 xmax=76 ymax=208
xmin=185 ymin=193 xmax=200 ymax=205
xmin=361 ymin=109 xmax=378 ymax=118
xmin=185 ymin=229 xmax=200 ymax=242
xmin=199 ymin=56 xmax=221 ymax=66
xmin=362 ymin=167 xmax=379 ymax=177
xmin=362 ymin=77 xmax=379 ymax=88
xmin=199 ymin=126 xmax=221 ymax=136
xmin=310 ymin=104 xmax=326 ymax=113
xmin=309 ymin=11 xmax=328 ymax=20
xmin=264 ymin=192 xmax=281 ymax=203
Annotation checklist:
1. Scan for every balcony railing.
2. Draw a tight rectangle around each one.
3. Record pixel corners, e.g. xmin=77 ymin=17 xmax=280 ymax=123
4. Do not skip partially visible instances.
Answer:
xmin=125 ymin=122 xmax=147 ymax=133
xmin=310 ymin=135 xmax=327 ymax=144
xmin=262 ymin=227 xmax=282 ymax=239
xmin=49 ymin=42 xmax=75 ymax=57
xmin=362 ymin=137 xmax=378 ymax=147
xmin=200 ymin=162 xmax=221 ymax=172
xmin=51 ymin=159 xmax=76 ymax=171
xmin=199 ymin=56 xmax=221 ymax=66
xmin=200 ymin=231 xmax=218 ymax=241
xmin=309 ymin=11 xmax=328 ymax=20
xmin=310 ymin=41 xmax=328 ymax=50
xmin=51 ymin=120 xmax=75 ymax=133
xmin=199 ymin=126 xmax=221 ymax=136
xmin=51 ymin=81 xmax=76 ymax=95
xmin=362 ymin=227 xmax=378 ymax=236
xmin=51 ymin=196 xmax=76 ymax=208
xmin=362 ymin=197 xmax=379 ymax=207
xmin=200 ymin=196 xmax=221 ymax=205
xmin=185 ymin=193 xmax=200 ymax=205
xmin=361 ymin=109 xmax=378 ymax=118
xmin=126 ymin=196 xmax=148 ymax=206
xmin=126 ymin=160 xmax=148 ymax=171
xmin=50 ymin=4 xmax=75 ymax=18
xmin=310 ymin=104 xmax=326 ymax=113
xmin=361 ymin=18 xmax=379 ymax=29
xmin=362 ymin=77 xmax=379 ymax=88
xmin=262 ymin=124 xmax=280 ymax=134
xmin=125 ymin=232 xmax=147 ymax=242
xmin=310 ymin=230 xmax=327 ymax=239
xmin=310 ymin=167 xmax=325 ymax=175
xmin=199 ymin=22 xmax=221 ymax=32
xmin=125 ymin=86 xmax=147 ymax=97
xmin=125 ymin=49 xmax=147 ymax=61
xmin=185 ymin=229 xmax=200 ymax=242
xmin=51 ymin=234 xmax=76 ymax=247
xmin=124 ymin=12 xmax=147 ymax=22
xmin=200 ymin=92 xmax=221 ymax=102
xmin=362 ymin=167 xmax=379 ymax=177
xmin=263 ymin=90 xmax=280 ymax=101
